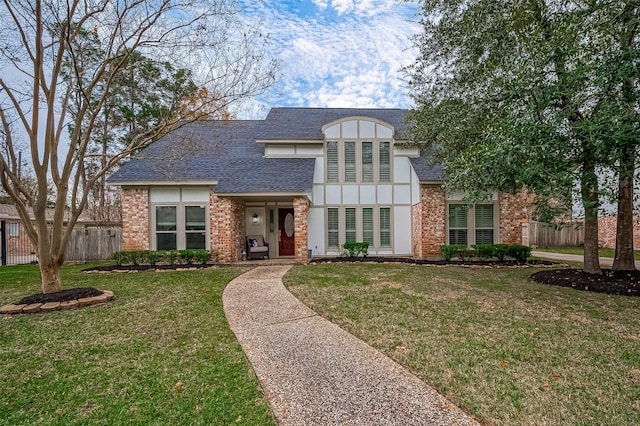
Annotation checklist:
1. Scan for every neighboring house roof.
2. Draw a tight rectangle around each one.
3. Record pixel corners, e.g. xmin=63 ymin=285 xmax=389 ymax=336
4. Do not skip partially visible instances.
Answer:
xmin=0 ymin=203 xmax=93 ymax=223
xmin=108 ymin=107 xmax=441 ymax=192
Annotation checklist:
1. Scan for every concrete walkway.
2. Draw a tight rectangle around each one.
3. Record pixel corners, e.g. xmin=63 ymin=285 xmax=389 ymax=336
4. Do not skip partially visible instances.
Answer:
xmin=532 ymin=250 xmax=640 ymax=268
xmin=223 ymin=265 xmax=479 ymax=426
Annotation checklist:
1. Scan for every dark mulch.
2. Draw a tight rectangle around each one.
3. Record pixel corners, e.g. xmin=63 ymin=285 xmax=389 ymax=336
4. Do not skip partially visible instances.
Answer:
xmin=531 ymin=269 xmax=640 ymax=297
xmin=83 ymin=263 xmax=222 ymax=272
xmin=310 ymin=257 xmax=555 ymax=266
xmin=17 ymin=287 xmax=103 ymax=305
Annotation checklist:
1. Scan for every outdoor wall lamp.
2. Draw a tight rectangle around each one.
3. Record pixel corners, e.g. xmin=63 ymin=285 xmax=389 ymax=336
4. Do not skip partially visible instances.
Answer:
xmin=252 ymin=213 xmax=259 ymax=224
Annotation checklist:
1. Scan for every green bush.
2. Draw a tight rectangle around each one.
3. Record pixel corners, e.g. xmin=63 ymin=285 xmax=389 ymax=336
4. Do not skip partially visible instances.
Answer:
xmin=178 ymin=249 xmax=196 ymax=264
xmin=457 ymin=247 xmax=475 ymax=261
xmin=193 ymin=249 xmax=210 ymax=264
xmin=111 ymin=251 xmax=128 ymax=266
xmin=494 ymin=244 xmax=510 ymax=261
xmin=472 ymin=244 xmax=495 ymax=260
xmin=440 ymin=244 xmax=467 ymax=261
xmin=507 ymin=244 xmax=532 ymax=262
xmin=145 ymin=250 xmax=160 ymax=266
xmin=342 ymin=242 xmax=369 ymax=257
xmin=166 ymin=250 xmax=179 ymax=265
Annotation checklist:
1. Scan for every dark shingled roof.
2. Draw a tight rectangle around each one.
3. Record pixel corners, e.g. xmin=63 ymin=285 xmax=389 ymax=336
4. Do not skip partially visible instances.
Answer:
xmin=108 ymin=107 xmax=441 ymax=191
xmin=263 ymin=107 xmax=411 ymax=140
xmin=409 ymin=152 xmax=444 ymax=182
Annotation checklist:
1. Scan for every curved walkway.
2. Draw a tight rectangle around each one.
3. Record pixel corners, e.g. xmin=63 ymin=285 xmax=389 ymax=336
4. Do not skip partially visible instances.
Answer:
xmin=223 ymin=265 xmax=479 ymax=426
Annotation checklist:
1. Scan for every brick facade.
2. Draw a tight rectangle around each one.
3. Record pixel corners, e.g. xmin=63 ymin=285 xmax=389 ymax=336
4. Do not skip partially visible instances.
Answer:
xmin=419 ymin=185 xmax=447 ymax=257
xmin=210 ymin=195 xmax=245 ymax=263
xmin=411 ymin=202 xmax=423 ymax=258
xmin=121 ymin=188 xmax=149 ymax=250
xmin=293 ymin=196 xmax=310 ymax=262
xmin=498 ymin=191 xmax=527 ymax=245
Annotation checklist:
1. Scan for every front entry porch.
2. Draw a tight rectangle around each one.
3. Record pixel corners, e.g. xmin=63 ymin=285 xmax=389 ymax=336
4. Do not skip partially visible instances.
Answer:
xmin=211 ymin=194 xmax=309 ymax=263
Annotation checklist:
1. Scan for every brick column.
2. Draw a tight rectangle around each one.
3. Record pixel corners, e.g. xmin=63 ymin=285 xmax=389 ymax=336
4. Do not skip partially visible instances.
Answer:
xmin=412 ymin=202 xmax=423 ymax=258
xmin=121 ymin=187 xmax=149 ymax=250
xmin=293 ymin=196 xmax=309 ymax=263
xmin=499 ymin=191 xmax=528 ymax=245
xmin=420 ymin=185 xmax=446 ymax=257
xmin=212 ymin=196 xmax=245 ymax=263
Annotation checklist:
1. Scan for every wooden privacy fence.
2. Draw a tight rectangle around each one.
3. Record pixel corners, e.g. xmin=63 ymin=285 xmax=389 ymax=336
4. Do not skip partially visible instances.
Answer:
xmin=65 ymin=227 xmax=122 ymax=262
xmin=528 ymin=221 xmax=584 ymax=248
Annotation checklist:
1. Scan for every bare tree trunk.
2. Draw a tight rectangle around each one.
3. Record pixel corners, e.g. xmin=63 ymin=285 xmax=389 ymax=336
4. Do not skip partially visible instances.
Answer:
xmin=613 ymin=151 xmax=636 ymax=271
xmin=39 ymin=258 xmax=63 ymax=294
xmin=581 ymin=159 xmax=602 ymax=275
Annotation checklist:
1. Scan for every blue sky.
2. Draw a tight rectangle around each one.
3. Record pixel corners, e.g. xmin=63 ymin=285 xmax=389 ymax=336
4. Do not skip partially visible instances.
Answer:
xmin=238 ymin=0 xmax=420 ymax=117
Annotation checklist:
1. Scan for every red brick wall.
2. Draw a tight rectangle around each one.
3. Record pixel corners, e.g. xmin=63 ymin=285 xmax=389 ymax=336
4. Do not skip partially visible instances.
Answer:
xmin=121 ymin=188 xmax=149 ymax=250
xmin=420 ymin=185 xmax=446 ymax=257
xmin=598 ymin=215 xmax=640 ymax=249
xmin=293 ymin=196 xmax=310 ymax=262
xmin=411 ymin=201 xmax=423 ymax=258
xmin=498 ymin=191 xmax=527 ymax=245
xmin=211 ymin=195 xmax=245 ymax=263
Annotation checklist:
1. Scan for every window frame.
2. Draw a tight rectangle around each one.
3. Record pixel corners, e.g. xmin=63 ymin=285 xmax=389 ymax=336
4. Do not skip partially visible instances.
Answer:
xmin=151 ymin=201 xmax=209 ymax=251
xmin=446 ymin=203 xmax=497 ymax=245
xmin=326 ymin=206 xmax=393 ymax=251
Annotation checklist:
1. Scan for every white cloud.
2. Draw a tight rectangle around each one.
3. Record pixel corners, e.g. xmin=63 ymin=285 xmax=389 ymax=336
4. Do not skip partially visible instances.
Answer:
xmin=238 ymin=0 xmax=420 ymax=115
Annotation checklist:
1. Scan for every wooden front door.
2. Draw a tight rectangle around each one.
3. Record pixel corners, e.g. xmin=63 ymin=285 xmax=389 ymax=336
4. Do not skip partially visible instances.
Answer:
xmin=278 ymin=208 xmax=295 ymax=256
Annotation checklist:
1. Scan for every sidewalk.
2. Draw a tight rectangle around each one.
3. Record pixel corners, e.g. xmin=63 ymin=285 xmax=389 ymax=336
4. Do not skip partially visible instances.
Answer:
xmin=223 ymin=265 xmax=479 ymax=426
xmin=532 ymin=250 xmax=640 ymax=268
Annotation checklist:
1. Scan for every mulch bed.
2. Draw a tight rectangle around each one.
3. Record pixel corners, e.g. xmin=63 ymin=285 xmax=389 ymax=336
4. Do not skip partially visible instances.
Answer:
xmin=531 ymin=269 xmax=640 ymax=297
xmin=82 ymin=263 xmax=226 ymax=272
xmin=309 ymin=257 xmax=555 ymax=266
xmin=17 ymin=287 xmax=103 ymax=304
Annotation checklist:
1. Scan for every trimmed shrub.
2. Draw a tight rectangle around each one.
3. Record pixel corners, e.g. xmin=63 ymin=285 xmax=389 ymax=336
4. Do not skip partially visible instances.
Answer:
xmin=508 ymin=244 xmax=532 ymax=262
xmin=179 ymin=249 xmax=196 ymax=264
xmin=472 ymin=244 xmax=495 ymax=260
xmin=342 ymin=242 xmax=369 ymax=257
xmin=145 ymin=250 xmax=160 ymax=266
xmin=166 ymin=250 xmax=179 ymax=265
xmin=111 ymin=251 xmax=128 ymax=266
xmin=494 ymin=244 xmax=510 ymax=261
xmin=440 ymin=244 xmax=467 ymax=261
xmin=193 ymin=249 xmax=210 ymax=264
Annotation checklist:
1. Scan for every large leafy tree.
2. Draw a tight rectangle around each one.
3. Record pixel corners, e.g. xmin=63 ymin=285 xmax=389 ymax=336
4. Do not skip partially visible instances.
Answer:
xmin=0 ymin=0 xmax=276 ymax=293
xmin=406 ymin=0 xmax=639 ymax=274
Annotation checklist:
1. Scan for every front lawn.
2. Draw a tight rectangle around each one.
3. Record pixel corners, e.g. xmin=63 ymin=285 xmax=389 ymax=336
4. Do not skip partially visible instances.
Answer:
xmin=0 ymin=264 xmax=275 ymax=425
xmin=284 ymin=263 xmax=640 ymax=426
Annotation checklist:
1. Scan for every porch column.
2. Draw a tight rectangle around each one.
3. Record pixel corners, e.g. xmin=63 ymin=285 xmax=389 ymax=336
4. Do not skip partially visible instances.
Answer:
xmin=122 ymin=187 xmax=150 ymax=251
xmin=212 ymin=195 xmax=246 ymax=263
xmin=293 ymin=196 xmax=309 ymax=263
xmin=421 ymin=185 xmax=446 ymax=257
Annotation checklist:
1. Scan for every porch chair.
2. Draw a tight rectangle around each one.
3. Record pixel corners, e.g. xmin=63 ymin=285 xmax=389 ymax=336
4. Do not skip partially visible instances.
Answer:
xmin=246 ymin=235 xmax=269 ymax=260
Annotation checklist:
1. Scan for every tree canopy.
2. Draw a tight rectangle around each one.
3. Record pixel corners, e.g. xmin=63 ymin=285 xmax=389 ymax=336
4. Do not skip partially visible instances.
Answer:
xmin=0 ymin=0 xmax=277 ymax=293
xmin=406 ymin=0 xmax=639 ymax=274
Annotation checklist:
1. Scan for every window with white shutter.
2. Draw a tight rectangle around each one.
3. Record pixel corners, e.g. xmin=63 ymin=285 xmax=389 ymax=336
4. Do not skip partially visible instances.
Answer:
xmin=475 ymin=204 xmax=494 ymax=244
xmin=379 ymin=207 xmax=391 ymax=247
xmin=327 ymin=141 xmax=338 ymax=182
xmin=345 ymin=208 xmax=356 ymax=243
xmin=379 ymin=141 xmax=390 ymax=182
xmin=448 ymin=204 xmax=468 ymax=245
xmin=362 ymin=208 xmax=374 ymax=245
xmin=328 ymin=208 xmax=339 ymax=248
xmin=344 ymin=141 xmax=356 ymax=182
xmin=362 ymin=141 xmax=373 ymax=182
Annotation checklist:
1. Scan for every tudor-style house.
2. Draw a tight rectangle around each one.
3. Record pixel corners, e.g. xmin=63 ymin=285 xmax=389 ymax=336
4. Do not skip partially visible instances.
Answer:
xmin=108 ymin=108 xmax=527 ymax=262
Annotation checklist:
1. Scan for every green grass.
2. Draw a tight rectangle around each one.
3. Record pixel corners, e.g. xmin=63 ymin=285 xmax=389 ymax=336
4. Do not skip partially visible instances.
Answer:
xmin=284 ymin=263 xmax=640 ymax=426
xmin=0 ymin=264 xmax=275 ymax=426
xmin=536 ymin=247 xmax=640 ymax=260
